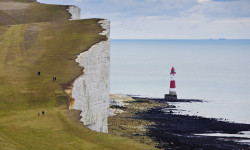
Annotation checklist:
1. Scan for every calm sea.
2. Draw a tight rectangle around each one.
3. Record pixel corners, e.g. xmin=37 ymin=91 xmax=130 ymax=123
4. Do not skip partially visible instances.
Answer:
xmin=111 ymin=39 xmax=250 ymax=123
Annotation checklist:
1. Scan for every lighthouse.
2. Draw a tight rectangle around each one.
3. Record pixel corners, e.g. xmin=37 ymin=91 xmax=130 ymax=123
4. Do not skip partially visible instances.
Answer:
xmin=164 ymin=67 xmax=177 ymax=100
xmin=169 ymin=67 xmax=176 ymax=95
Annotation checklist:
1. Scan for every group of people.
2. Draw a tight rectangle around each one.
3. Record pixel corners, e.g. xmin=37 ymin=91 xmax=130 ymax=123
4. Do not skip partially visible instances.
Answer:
xmin=36 ymin=71 xmax=55 ymax=117
xmin=37 ymin=71 xmax=57 ymax=82
xmin=38 ymin=110 xmax=45 ymax=116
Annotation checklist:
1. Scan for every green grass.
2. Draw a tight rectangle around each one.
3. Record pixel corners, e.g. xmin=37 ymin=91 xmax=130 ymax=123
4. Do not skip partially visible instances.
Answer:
xmin=0 ymin=2 xmax=156 ymax=149
xmin=0 ymin=2 xmax=71 ymax=26
xmin=12 ymin=0 xmax=36 ymax=2
xmin=24 ymin=4 xmax=71 ymax=23
xmin=0 ymin=108 xmax=155 ymax=150
xmin=0 ymin=0 xmax=36 ymax=3
xmin=0 ymin=14 xmax=156 ymax=150
xmin=0 ymin=20 xmax=103 ymax=111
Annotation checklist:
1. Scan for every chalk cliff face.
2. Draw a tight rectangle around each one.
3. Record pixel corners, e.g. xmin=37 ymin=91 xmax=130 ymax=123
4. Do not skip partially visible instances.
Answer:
xmin=67 ymin=6 xmax=81 ymax=20
xmin=71 ymin=20 xmax=110 ymax=133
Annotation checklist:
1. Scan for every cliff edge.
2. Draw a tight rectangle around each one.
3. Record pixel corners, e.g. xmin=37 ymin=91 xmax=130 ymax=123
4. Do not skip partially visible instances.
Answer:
xmin=71 ymin=19 xmax=110 ymax=133
xmin=0 ymin=0 xmax=109 ymax=133
xmin=0 ymin=1 xmax=156 ymax=149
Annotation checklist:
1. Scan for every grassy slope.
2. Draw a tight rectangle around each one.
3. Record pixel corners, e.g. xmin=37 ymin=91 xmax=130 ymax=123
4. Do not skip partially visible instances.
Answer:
xmin=0 ymin=0 xmax=36 ymax=3
xmin=0 ymin=2 xmax=156 ymax=150
xmin=0 ymin=2 xmax=71 ymax=25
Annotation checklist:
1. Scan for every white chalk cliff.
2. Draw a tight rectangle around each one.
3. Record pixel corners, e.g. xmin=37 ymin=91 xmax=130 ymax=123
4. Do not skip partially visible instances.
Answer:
xmin=70 ymin=19 xmax=110 ymax=133
xmin=67 ymin=6 xmax=81 ymax=20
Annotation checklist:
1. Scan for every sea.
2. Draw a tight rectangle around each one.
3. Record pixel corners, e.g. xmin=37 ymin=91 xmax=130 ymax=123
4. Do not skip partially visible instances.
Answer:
xmin=36 ymin=0 xmax=250 ymax=125
xmin=111 ymin=39 xmax=250 ymax=124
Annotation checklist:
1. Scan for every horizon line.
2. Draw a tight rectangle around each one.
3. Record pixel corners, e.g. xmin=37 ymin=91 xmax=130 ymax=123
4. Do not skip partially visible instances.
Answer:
xmin=111 ymin=38 xmax=250 ymax=40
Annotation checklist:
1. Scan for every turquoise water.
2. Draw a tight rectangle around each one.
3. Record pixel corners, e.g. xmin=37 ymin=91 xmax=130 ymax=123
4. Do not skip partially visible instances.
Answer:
xmin=111 ymin=39 xmax=250 ymax=123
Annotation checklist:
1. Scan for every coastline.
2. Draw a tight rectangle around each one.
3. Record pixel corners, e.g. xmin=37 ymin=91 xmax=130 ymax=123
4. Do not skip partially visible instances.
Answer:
xmin=108 ymin=95 xmax=250 ymax=149
xmin=66 ymin=19 xmax=110 ymax=133
xmin=65 ymin=19 xmax=110 ymax=133
xmin=108 ymin=94 xmax=168 ymax=147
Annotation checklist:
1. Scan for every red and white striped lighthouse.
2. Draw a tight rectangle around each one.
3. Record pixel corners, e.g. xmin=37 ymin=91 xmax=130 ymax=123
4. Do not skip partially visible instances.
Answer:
xmin=169 ymin=67 xmax=176 ymax=95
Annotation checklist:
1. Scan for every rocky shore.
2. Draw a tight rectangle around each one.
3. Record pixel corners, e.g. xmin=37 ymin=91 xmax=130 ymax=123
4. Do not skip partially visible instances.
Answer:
xmin=108 ymin=95 xmax=250 ymax=150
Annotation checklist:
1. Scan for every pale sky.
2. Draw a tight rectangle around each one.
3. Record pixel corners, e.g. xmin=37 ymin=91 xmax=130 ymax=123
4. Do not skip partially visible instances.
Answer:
xmin=37 ymin=0 xmax=250 ymax=39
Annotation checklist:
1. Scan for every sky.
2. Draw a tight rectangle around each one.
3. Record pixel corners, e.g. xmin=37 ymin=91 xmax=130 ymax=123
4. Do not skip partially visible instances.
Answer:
xmin=37 ymin=0 xmax=250 ymax=39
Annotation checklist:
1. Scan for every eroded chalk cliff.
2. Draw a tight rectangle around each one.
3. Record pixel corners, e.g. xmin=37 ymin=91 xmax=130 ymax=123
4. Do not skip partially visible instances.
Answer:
xmin=67 ymin=6 xmax=81 ymax=20
xmin=70 ymin=20 xmax=110 ymax=133
xmin=0 ymin=0 xmax=109 ymax=133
